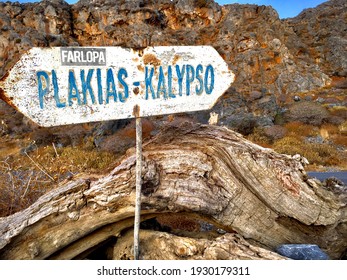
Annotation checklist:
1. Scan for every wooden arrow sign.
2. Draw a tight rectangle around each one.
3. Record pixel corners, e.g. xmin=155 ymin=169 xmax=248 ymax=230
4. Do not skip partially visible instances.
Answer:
xmin=0 ymin=46 xmax=234 ymax=127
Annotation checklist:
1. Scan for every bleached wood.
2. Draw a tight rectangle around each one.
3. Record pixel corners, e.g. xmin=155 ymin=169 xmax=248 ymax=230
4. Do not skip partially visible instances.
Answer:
xmin=0 ymin=123 xmax=345 ymax=259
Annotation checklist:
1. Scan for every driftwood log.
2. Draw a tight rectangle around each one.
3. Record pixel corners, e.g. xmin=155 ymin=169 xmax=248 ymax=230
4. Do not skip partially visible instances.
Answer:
xmin=0 ymin=122 xmax=346 ymax=259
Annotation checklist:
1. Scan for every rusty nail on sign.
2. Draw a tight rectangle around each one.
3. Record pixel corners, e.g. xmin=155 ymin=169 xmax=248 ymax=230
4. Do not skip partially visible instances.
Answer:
xmin=0 ymin=46 xmax=234 ymax=127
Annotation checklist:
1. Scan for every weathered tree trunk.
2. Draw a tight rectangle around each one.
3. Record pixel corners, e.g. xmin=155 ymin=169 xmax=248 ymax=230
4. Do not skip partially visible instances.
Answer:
xmin=0 ymin=122 xmax=346 ymax=259
xmin=111 ymin=230 xmax=287 ymax=260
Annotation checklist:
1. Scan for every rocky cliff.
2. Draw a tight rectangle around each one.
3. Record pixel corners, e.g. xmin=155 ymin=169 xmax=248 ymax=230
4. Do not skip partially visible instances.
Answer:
xmin=285 ymin=0 xmax=347 ymax=78
xmin=1 ymin=0 xmax=345 ymax=127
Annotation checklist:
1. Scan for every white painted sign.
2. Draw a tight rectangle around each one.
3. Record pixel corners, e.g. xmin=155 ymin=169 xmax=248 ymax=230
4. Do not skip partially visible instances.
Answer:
xmin=0 ymin=46 xmax=234 ymax=127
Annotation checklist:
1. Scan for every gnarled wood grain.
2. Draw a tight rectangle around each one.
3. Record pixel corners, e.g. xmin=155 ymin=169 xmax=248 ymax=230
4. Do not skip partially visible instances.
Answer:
xmin=0 ymin=123 xmax=346 ymax=259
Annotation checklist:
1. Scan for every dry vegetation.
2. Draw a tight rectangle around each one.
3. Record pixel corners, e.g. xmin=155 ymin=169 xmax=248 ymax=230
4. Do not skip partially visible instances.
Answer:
xmin=246 ymin=85 xmax=347 ymax=171
xmin=0 ymin=138 xmax=118 ymax=217
xmin=273 ymin=136 xmax=343 ymax=167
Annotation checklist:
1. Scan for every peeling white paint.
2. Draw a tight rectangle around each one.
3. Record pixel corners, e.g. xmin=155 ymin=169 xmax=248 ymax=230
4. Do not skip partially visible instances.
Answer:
xmin=0 ymin=46 xmax=234 ymax=127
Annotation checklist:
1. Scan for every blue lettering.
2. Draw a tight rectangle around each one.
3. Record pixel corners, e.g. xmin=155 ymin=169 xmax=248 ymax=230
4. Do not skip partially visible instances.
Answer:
xmin=37 ymin=71 xmax=50 ymax=109
xmin=204 ymin=65 xmax=214 ymax=94
xmin=186 ymin=64 xmax=195 ymax=96
xmin=195 ymin=64 xmax=203 ymax=95
xmin=52 ymin=70 xmax=66 ymax=108
xmin=145 ymin=66 xmax=156 ymax=100
xmin=140 ymin=64 xmax=216 ymax=100
xmin=68 ymin=70 xmax=81 ymax=106
xmin=157 ymin=66 xmax=167 ymax=99
xmin=175 ymin=65 xmax=185 ymax=96
xmin=81 ymin=69 xmax=96 ymax=105
xmin=118 ymin=68 xmax=129 ymax=103
xmin=96 ymin=68 xmax=103 ymax=104
xmin=168 ymin=65 xmax=175 ymax=98
xmin=106 ymin=68 xmax=117 ymax=104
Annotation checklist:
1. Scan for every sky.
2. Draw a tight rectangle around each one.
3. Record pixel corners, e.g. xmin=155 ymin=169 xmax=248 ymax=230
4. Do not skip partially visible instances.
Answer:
xmin=2 ymin=0 xmax=328 ymax=19
xmin=217 ymin=0 xmax=327 ymax=18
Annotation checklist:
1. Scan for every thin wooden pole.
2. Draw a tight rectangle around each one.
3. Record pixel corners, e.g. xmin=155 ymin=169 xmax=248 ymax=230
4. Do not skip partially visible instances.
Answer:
xmin=134 ymin=116 xmax=142 ymax=260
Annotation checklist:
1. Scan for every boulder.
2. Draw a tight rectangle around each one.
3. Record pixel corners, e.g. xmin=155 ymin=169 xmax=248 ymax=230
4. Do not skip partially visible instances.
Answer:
xmin=276 ymin=244 xmax=330 ymax=260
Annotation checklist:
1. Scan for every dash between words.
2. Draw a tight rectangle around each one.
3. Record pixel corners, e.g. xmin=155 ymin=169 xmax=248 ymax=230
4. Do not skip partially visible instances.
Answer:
xmin=36 ymin=64 xmax=215 ymax=109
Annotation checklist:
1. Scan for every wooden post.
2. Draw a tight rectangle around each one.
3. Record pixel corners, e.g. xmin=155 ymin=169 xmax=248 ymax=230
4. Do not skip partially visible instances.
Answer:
xmin=134 ymin=115 xmax=142 ymax=260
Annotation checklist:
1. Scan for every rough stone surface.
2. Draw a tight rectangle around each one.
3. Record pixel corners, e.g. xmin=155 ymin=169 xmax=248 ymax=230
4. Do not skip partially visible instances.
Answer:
xmin=1 ymin=0 xmax=344 ymax=131
xmin=285 ymin=0 xmax=347 ymax=77
xmin=276 ymin=244 xmax=330 ymax=260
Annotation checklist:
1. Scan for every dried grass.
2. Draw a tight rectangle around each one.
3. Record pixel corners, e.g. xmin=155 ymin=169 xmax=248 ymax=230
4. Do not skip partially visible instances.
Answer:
xmin=0 ymin=141 xmax=118 ymax=217
xmin=273 ymin=136 xmax=343 ymax=167
xmin=284 ymin=122 xmax=319 ymax=138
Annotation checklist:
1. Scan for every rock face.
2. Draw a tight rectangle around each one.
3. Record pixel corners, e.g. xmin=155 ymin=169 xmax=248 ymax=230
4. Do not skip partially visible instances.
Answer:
xmin=0 ymin=0 xmax=74 ymax=77
xmin=1 ymin=0 xmax=344 ymax=129
xmin=285 ymin=0 xmax=347 ymax=77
